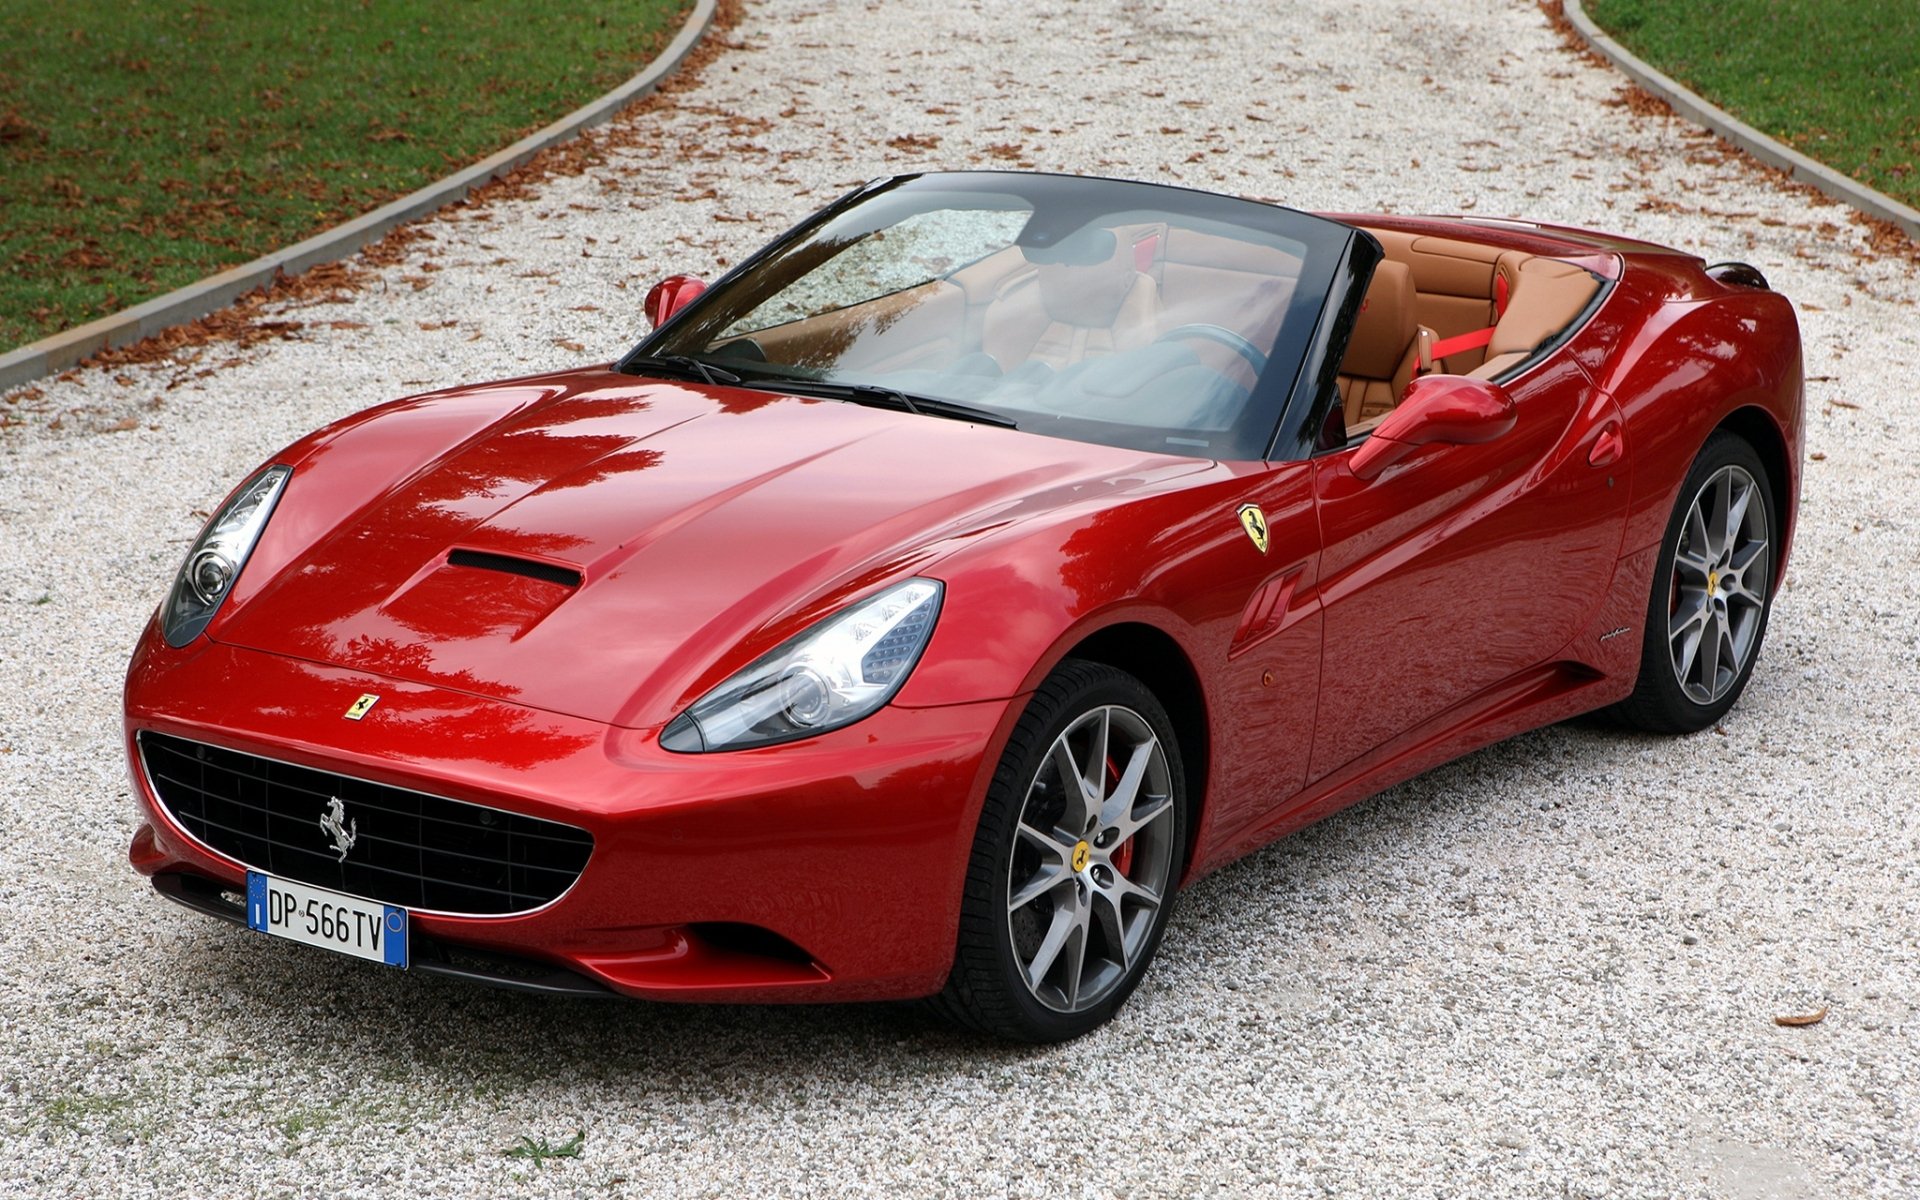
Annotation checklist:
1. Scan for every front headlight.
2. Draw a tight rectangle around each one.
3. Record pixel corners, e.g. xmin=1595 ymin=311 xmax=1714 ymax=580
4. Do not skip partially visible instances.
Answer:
xmin=661 ymin=578 xmax=944 ymax=752
xmin=160 ymin=464 xmax=291 ymax=647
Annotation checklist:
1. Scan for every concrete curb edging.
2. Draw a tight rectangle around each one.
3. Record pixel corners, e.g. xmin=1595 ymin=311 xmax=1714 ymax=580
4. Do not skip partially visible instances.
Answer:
xmin=1562 ymin=0 xmax=1920 ymax=246
xmin=0 ymin=0 xmax=717 ymax=393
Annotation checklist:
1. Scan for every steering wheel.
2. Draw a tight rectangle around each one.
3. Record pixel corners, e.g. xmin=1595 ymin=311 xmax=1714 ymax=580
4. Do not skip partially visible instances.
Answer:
xmin=1153 ymin=323 xmax=1267 ymax=375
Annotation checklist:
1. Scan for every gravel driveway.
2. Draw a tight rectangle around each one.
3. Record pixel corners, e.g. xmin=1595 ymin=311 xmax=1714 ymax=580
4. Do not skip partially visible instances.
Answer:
xmin=3 ymin=1 xmax=1915 ymax=1196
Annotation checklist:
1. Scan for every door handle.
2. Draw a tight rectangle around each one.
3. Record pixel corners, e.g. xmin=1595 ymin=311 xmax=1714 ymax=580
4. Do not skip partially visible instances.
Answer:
xmin=1588 ymin=421 xmax=1624 ymax=468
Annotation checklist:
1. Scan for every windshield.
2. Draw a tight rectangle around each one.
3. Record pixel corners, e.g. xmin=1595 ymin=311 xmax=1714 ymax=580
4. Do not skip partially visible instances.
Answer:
xmin=632 ymin=172 xmax=1356 ymax=460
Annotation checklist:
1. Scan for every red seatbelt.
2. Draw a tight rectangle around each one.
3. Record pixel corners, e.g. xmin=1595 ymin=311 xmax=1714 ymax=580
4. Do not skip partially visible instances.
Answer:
xmin=1423 ymin=271 xmax=1510 ymax=368
xmin=1427 ymin=326 xmax=1495 ymax=361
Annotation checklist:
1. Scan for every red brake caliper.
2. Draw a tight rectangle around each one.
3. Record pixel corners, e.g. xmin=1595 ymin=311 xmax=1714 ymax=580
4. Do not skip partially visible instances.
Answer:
xmin=1105 ymin=756 xmax=1135 ymax=877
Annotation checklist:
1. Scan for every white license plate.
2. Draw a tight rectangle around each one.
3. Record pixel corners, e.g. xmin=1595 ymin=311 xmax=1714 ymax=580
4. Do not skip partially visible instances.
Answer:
xmin=246 ymin=872 xmax=408 ymax=968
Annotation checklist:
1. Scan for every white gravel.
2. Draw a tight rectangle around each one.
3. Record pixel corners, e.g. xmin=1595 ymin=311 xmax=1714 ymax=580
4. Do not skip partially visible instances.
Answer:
xmin=2 ymin=1 xmax=1916 ymax=1196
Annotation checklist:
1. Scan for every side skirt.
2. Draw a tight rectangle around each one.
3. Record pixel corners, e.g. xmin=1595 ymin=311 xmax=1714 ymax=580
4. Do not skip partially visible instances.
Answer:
xmin=1192 ymin=658 xmax=1631 ymax=876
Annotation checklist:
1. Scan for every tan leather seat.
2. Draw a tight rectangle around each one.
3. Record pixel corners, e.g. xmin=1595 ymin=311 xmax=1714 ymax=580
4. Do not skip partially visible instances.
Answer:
xmin=1465 ymin=253 xmax=1604 ymax=380
xmin=981 ymin=229 xmax=1159 ymax=371
xmin=1337 ymin=260 xmax=1435 ymax=427
xmin=1360 ymin=228 xmax=1505 ymax=373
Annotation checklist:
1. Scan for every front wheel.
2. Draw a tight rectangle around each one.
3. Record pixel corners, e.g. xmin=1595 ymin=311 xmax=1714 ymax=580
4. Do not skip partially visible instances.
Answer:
xmin=1611 ymin=431 xmax=1777 ymax=732
xmin=933 ymin=660 xmax=1186 ymax=1042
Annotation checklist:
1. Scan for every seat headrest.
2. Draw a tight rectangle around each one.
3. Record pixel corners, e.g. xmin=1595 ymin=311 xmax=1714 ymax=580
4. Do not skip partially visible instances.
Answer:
xmin=1342 ymin=260 xmax=1417 ymax=380
xmin=1022 ymin=226 xmax=1117 ymax=266
xmin=1030 ymin=228 xmax=1143 ymax=326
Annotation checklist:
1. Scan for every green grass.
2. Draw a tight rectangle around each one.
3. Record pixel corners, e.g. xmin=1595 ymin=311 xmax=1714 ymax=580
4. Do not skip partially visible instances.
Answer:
xmin=1584 ymin=0 xmax=1920 ymax=211
xmin=504 ymin=1130 xmax=586 ymax=1165
xmin=0 ymin=0 xmax=692 ymax=353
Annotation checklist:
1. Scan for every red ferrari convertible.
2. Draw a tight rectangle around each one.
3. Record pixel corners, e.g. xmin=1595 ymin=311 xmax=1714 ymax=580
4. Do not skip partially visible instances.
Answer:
xmin=125 ymin=172 xmax=1801 ymax=1041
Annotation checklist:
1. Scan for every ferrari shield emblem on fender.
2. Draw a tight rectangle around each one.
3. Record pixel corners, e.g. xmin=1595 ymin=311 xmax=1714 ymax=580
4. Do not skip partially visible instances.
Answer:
xmin=1237 ymin=504 xmax=1270 ymax=555
xmin=344 ymin=693 xmax=380 ymax=721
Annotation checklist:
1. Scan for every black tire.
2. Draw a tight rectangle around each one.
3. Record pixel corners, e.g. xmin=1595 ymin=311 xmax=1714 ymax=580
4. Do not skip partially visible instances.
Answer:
xmin=1610 ymin=430 xmax=1778 ymax=733
xmin=931 ymin=659 xmax=1187 ymax=1042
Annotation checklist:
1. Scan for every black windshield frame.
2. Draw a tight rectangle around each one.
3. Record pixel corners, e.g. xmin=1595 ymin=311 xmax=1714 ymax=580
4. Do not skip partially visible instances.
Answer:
xmin=618 ymin=171 xmax=1369 ymax=463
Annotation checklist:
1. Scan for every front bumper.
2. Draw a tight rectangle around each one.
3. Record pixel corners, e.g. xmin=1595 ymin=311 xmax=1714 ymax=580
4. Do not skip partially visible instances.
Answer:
xmin=124 ymin=632 xmax=1016 ymax=1003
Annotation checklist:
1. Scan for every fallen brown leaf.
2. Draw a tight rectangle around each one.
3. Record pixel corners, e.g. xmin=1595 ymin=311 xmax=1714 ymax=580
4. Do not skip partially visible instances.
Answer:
xmin=1774 ymin=1006 xmax=1829 ymax=1028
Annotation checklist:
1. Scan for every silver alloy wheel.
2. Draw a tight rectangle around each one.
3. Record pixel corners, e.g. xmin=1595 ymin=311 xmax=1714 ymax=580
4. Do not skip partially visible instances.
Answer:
xmin=1006 ymin=704 xmax=1176 ymax=1014
xmin=1667 ymin=463 xmax=1771 ymax=705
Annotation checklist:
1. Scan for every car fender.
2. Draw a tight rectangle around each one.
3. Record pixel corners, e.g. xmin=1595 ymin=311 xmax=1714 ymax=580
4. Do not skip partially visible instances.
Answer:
xmin=895 ymin=460 xmax=1279 ymax=712
xmin=900 ymin=536 xmax=1211 ymax=711
xmin=896 ymin=465 xmax=1326 ymax=882
xmin=1594 ymin=264 xmax=1803 ymax=560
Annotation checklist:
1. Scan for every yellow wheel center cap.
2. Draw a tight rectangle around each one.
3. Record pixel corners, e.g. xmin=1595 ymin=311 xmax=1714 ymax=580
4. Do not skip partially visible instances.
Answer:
xmin=1071 ymin=840 xmax=1091 ymax=873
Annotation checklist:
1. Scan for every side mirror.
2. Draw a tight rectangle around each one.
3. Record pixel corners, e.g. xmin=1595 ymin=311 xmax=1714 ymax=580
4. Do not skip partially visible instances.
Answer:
xmin=1348 ymin=375 xmax=1517 ymax=481
xmin=643 ymin=274 xmax=708 ymax=329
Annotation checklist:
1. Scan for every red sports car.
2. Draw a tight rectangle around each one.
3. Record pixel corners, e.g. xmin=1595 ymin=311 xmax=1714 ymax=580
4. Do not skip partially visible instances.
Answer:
xmin=125 ymin=172 xmax=1801 ymax=1041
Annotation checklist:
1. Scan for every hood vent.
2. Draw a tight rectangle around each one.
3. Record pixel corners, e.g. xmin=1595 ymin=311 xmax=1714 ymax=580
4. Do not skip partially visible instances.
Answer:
xmin=447 ymin=549 xmax=582 ymax=588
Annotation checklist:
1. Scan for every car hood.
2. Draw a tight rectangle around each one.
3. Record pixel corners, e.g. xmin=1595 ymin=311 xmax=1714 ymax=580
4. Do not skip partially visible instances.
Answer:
xmin=215 ymin=373 xmax=1205 ymax=728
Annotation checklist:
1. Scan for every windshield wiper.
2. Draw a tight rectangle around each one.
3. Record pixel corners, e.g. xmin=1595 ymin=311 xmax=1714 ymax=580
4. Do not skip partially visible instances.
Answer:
xmin=753 ymin=378 xmax=1019 ymax=429
xmin=623 ymin=354 xmax=742 ymax=387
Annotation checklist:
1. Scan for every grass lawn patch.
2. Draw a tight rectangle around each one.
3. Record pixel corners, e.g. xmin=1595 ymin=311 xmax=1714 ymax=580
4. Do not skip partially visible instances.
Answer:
xmin=1584 ymin=0 xmax=1920 ymax=211
xmin=0 ymin=0 xmax=692 ymax=354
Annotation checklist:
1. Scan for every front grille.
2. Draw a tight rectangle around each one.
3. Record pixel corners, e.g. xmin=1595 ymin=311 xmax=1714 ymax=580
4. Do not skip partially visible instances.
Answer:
xmin=139 ymin=732 xmax=593 ymax=916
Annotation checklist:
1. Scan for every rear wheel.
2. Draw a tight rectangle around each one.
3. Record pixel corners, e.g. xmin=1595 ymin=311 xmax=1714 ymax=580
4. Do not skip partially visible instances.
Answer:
xmin=1612 ymin=431 xmax=1777 ymax=732
xmin=933 ymin=659 xmax=1186 ymax=1042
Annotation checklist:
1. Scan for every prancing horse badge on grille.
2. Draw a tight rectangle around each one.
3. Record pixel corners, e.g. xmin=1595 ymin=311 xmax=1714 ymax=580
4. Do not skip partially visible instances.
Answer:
xmin=344 ymin=693 xmax=379 ymax=720
xmin=320 ymin=796 xmax=358 ymax=862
